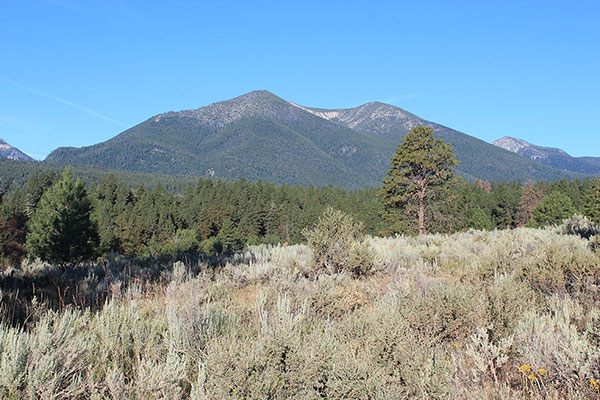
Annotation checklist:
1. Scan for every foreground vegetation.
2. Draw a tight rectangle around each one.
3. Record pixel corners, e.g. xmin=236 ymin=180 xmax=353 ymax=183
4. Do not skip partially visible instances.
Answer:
xmin=1 ymin=225 xmax=600 ymax=399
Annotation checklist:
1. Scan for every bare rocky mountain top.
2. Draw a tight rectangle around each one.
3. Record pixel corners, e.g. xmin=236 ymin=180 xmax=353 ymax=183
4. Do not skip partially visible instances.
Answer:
xmin=303 ymin=101 xmax=423 ymax=138
xmin=493 ymin=136 xmax=534 ymax=153
xmin=0 ymin=138 xmax=34 ymax=161
xmin=153 ymin=90 xmax=308 ymax=130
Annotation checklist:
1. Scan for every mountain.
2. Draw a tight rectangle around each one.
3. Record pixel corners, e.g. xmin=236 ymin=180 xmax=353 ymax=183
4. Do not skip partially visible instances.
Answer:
xmin=47 ymin=91 xmax=393 ymax=188
xmin=298 ymin=102 xmax=588 ymax=182
xmin=0 ymin=138 xmax=34 ymax=162
xmin=492 ymin=136 xmax=600 ymax=175
xmin=46 ymin=91 xmax=588 ymax=189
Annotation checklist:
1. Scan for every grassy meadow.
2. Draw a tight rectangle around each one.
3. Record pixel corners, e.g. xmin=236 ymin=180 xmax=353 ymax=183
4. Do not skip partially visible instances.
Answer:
xmin=1 ymin=224 xmax=600 ymax=399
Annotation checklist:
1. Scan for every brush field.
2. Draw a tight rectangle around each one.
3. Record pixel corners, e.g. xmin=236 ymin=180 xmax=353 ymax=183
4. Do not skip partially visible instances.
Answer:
xmin=1 ymin=228 xmax=600 ymax=399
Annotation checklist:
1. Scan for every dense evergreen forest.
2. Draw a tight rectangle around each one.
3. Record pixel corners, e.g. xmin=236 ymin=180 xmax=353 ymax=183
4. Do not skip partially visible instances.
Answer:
xmin=0 ymin=165 xmax=598 ymax=266
xmin=0 ymin=159 xmax=197 ymax=193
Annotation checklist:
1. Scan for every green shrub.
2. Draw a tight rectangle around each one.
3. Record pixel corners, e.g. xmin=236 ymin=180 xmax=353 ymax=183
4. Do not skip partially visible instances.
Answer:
xmin=302 ymin=207 xmax=373 ymax=277
xmin=161 ymin=228 xmax=201 ymax=256
xmin=199 ymin=236 xmax=224 ymax=256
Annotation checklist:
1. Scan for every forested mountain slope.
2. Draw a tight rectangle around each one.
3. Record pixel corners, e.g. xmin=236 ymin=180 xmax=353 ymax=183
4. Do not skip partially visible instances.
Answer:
xmin=46 ymin=91 xmax=587 ymax=188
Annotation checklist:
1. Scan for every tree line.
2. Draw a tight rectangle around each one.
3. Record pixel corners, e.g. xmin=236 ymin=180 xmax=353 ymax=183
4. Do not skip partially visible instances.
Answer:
xmin=0 ymin=127 xmax=598 ymax=267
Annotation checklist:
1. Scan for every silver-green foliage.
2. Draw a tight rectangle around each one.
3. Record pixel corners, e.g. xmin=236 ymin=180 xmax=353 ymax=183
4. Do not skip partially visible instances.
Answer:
xmin=558 ymin=214 xmax=600 ymax=239
xmin=302 ymin=207 xmax=374 ymax=277
xmin=1 ymin=227 xmax=600 ymax=399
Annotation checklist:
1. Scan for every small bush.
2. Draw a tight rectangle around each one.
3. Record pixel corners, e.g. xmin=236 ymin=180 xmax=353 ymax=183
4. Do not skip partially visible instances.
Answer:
xmin=558 ymin=214 xmax=600 ymax=240
xmin=486 ymin=274 xmax=536 ymax=340
xmin=302 ymin=207 xmax=373 ymax=277
xmin=591 ymin=235 xmax=600 ymax=253
xmin=454 ymin=326 xmax=514 ymax=387
xmin=514 ymin=295 xmax=599 ymax=392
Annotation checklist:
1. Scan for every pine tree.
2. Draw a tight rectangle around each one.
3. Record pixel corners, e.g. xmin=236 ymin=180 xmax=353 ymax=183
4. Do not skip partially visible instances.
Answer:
xmin=583 ymin=178 xmax=600 ymax=224
xmin=26 ymin=167 xmax=99 ymax=266
xmin=218 ymin=217 xmax=243 ymax=255
xmin=379 ymin=125 xmax=459 ymax=235
xmin=531 ymin=191 xmax=575 ymax=227
xmin=24 ymin=171 xmax=57 ymax=217
xmin=516 ymin=183 xmax=543 ymax=227
xmin=0 ymin=179 xmax=26 ymax=268
xmin=491 ymin=182 xmax=521 ymax=229
xmin=467 ymin=206 xmax=494 ymax=231
xmin=93 ymin=174 xmax=132 ymax=254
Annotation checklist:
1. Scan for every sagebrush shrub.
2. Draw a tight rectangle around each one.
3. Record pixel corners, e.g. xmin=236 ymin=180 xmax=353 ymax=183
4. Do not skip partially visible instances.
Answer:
xmin=0 ymin=324 xmax=31 ymax=398
xmin=590 ymin=235 xmax=600 ymax=253
xmin=26 ymin=309 xmax=93 ymax=399
xmin=486 ymin=274 xmax=535 ymax=340
xmin=302 ymin=207 xmax=374 ymax=277
xmin=558 ymin=214 xmax=600 ymax=239
xmin=514 ymin=295 xmax=599 ymax=393
xmin=455 ymin=326 xmax=514 ymax=386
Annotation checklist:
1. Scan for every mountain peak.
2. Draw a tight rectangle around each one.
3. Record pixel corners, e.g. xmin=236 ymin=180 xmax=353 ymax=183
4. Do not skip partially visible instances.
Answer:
xmin=308 ymin=100 xmax=422 ymax=137
xmin=492 ymin=136 xmax=531 ymax=152
xmin=232 ymin=90 xmax=282 ymax=103
xmin=151 ymin=89 xmax=293 ymax=128
xmin=0 ymin=138 xmax=34 ymax=161
xmin=242 ymin=89 xmax=277 ymax=97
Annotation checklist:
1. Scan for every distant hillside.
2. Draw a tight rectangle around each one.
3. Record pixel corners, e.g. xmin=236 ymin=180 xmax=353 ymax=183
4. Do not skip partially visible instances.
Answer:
xmin=46 ymin=91 xmax=587 ymax=188
xmin=580 ymin=157 xmax=600 ymax=169
xmin=0 ymin=138 xmax=34 ymax=162
xmin=493 ymin=136 xmax=600 ymax=175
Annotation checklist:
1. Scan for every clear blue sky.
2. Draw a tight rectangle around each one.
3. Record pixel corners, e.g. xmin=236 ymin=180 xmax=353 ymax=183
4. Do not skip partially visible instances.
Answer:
xmin=1 ymin=0 xmax=599 ymax=159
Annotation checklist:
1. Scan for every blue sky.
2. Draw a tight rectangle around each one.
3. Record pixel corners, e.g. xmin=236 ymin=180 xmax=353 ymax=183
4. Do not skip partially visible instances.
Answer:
xmin=1 ymin=0 xmax=599 ymax=159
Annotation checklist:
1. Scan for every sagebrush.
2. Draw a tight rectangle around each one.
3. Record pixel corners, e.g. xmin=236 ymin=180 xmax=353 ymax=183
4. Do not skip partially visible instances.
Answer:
xmin=1 ymin=228 xmax=600 ymax=399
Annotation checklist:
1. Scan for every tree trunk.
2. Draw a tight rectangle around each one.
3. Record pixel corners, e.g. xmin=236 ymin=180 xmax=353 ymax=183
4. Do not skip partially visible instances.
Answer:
xmin=418 ymin=189 xmax=426 ymax=235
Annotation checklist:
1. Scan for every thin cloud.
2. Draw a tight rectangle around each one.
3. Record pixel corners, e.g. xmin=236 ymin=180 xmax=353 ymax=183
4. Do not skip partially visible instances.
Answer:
xmin=0 ymin=75 xmax=128 ymax=128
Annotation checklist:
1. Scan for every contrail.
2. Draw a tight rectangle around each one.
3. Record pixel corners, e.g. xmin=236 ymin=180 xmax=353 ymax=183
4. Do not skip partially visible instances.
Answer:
xmin=0 ymin=75 xmax=128 ymax=127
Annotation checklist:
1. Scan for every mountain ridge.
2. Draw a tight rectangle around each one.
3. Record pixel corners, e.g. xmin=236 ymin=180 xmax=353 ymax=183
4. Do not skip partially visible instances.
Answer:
xmin=46 ymin=90 xmax=592 ymax=188
xmin=492 ymin=136 xmax=600 ymax=175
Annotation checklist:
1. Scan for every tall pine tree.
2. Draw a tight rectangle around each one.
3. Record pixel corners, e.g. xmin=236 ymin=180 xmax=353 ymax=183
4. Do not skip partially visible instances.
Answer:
xmin=379 ymin=126 xmax=459 ymax=235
